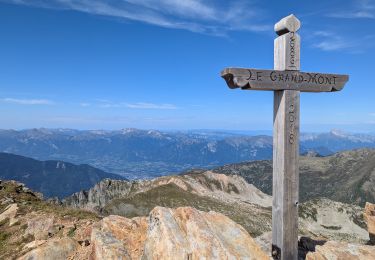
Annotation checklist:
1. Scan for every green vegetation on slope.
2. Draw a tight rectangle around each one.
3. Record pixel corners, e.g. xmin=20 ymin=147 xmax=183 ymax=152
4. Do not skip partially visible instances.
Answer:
xmin=214 ymin=149 xmax=375 ymax=206
xmin=104 ymin=183 xmax=272 ymax=237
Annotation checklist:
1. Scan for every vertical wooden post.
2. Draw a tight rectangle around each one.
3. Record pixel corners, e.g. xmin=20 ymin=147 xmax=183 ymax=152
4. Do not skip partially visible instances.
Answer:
xmin=272 ymin=15 xmax=301 ymax=260
xmin=221 ymin=13 xmax=348 ymax=259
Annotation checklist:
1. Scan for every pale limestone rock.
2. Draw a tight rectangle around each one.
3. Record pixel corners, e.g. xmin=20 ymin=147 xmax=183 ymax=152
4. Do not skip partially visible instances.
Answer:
xmin=91 ymin=227 xmax=130 ymax=260
xmin=99 ymin=215 xmax=148 ymax=259
xmin=143 ymin=207 xmax=269 ymax=260
xmin=22 ymin=240 xmax=47 ymax=250
xmin=255 ymin=231 xmax=272 ymax=255
xmin=364 ymin=202 xmax=375 ymax=245
xmin=18 ymin=238 xmax=79 ymax=260
xmin=88 ymin=207 xmax=269 ymax=259
xmin=90 ymin=215 xmax=148 ymax=260
xmin=25 ymin=215 xmax=55 ymax=240
xmin=0 ymin=203 xmax=18 ymax=226
xmin=188 ymin=171 xmax=272 ymax=207
xmin=306 ymin=241 xmax=375 ymax=260
xmin=299 ymin=199 xmax=368 ymax=243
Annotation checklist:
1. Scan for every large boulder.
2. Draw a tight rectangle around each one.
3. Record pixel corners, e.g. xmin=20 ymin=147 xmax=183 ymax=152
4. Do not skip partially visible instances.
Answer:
xmin=306 ymin=241 xmax=375 ymax=260
xmin=364 ymin=202 xmax=375 ymax=245
xmin=143 ymin=207 xmax=269 ymax=260
xmin=91 ymin=227 xmax=131 ymax=260
xmin=91 ymin=207 xmax=269 ymax=260
xmin=91 ymin=215 xmax=147 ymax=260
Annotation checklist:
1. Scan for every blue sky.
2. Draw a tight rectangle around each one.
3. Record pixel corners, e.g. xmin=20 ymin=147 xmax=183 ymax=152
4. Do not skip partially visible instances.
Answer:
xmin=0 ymin=0 xmax=374 ymax=132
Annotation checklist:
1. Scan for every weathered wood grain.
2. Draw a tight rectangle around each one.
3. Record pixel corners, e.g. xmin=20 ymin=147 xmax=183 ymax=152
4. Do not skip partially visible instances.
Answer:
xmin=272 ymin=90 xmax=300 ymax=260
xmin=272 ymin=20 xmax=300 ymax=260
xmin=221 ymin=68 xmax=348 ymax=92
xmin=274 ymin=32 xmax=300 ymax=70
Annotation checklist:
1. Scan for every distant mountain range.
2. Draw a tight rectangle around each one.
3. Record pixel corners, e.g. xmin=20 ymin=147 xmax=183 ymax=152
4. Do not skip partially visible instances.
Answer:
xmin=1 ymin=147 xmax=374 ymax=208
xmin=0 ymin=128 xmax=375 ymax=179
xmin=0 ymin=152 xmax=124 ymax=199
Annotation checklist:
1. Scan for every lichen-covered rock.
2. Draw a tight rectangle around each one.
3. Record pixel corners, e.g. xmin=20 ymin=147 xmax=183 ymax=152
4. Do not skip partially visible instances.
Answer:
xmin=25 ymin=215 xmax=55 ymax=240
xmin=91 ymin=227 xmax=131 ymax=260
xmin=255 ymin=231 xmax=272 ymax=254
xmin=18 ymin=238 xmax=79 ymax=260
xmin=306 ymin=241 xmax=375 ymax=260
xmin=299 ymin=198 xmax=368 ymax=243
xmin=88 ymin=207 xmax=269 ymax=259
xmin=143 ymin=207 xmax=269 ymax=260
xmin=364 ymin=202 xmax=375 ymax=245
xmin=0 ymin=203 xmax=18 ymax=226
xmin=93 ymin=215 xmax=148 ymax=259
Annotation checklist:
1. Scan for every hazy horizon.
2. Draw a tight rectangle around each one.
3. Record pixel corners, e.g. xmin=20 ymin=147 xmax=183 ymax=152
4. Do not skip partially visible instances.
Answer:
xmin=1 ymin=126 xmax=375 ymax=135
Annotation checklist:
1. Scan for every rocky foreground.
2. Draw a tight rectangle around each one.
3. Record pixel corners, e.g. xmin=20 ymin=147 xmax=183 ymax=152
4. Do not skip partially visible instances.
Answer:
xmin=1 ymin=179 xmax=375 ymax=259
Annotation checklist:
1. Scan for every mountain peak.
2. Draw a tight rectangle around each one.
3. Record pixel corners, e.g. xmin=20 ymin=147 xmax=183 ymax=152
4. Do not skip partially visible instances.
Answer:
xmin=120 ymin=128 xmax=140 ymax=134
xmin=329 ymin=129 xmax=348 ymax=137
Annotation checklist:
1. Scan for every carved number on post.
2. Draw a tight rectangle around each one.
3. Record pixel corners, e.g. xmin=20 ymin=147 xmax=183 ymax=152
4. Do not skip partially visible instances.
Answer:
xmin=289 ymin=102 xmax=295 ymax=144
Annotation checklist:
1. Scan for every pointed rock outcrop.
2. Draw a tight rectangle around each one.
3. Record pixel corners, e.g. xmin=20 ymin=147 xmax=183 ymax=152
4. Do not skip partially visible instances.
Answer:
xmin=364 ymin=202 xmax=375 ymax=245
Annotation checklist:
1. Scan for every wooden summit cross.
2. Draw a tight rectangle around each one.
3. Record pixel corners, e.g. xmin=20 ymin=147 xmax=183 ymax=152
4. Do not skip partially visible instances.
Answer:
xmin=221 ymin=14 xmax=348 ymax=260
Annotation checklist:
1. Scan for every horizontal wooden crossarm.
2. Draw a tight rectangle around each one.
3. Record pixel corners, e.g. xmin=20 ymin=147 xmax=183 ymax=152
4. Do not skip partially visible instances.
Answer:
xmin=221 ymin=68 xmax=349 ymax=92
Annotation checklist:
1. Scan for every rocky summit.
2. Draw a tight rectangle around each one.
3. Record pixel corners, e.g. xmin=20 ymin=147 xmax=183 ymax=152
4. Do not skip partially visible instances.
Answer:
xmin=64 ymin=170 xmax=273 ymax=237
xmin=91 ymin=207 xmax=269 ymax=260
xmin=1 ymin=174 xmax=374 ymax=259
xmin=0 ymin=180 xmax=269 ymax=259
xmin=63 ymin=170 xmax=369 ymax=244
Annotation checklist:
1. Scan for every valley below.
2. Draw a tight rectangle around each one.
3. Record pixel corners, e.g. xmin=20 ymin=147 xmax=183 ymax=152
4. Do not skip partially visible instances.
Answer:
xmin=1 ymin=128 xmax=375 ymax=179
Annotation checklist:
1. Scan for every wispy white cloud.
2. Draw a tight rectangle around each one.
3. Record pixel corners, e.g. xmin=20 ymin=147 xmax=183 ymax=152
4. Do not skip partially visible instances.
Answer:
xmin=311 ymin=31 xmax=355 ymax=51
xmin=310 ymin=31 xmax=375 ymax=52
xmin=1 ymin=98 xmax=55 ymax=105
xmin=1 ymin=0 xmax=270 ymax=35
xmin=97 ymin=100 xmax=178 ymax=110
xmin=126 ymin=102 xmax=177 ymax=110
xmin=80 ymin=102 xmax=91 ymax=107
xmin=328 ymin=0 xmax=375 ymax=19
